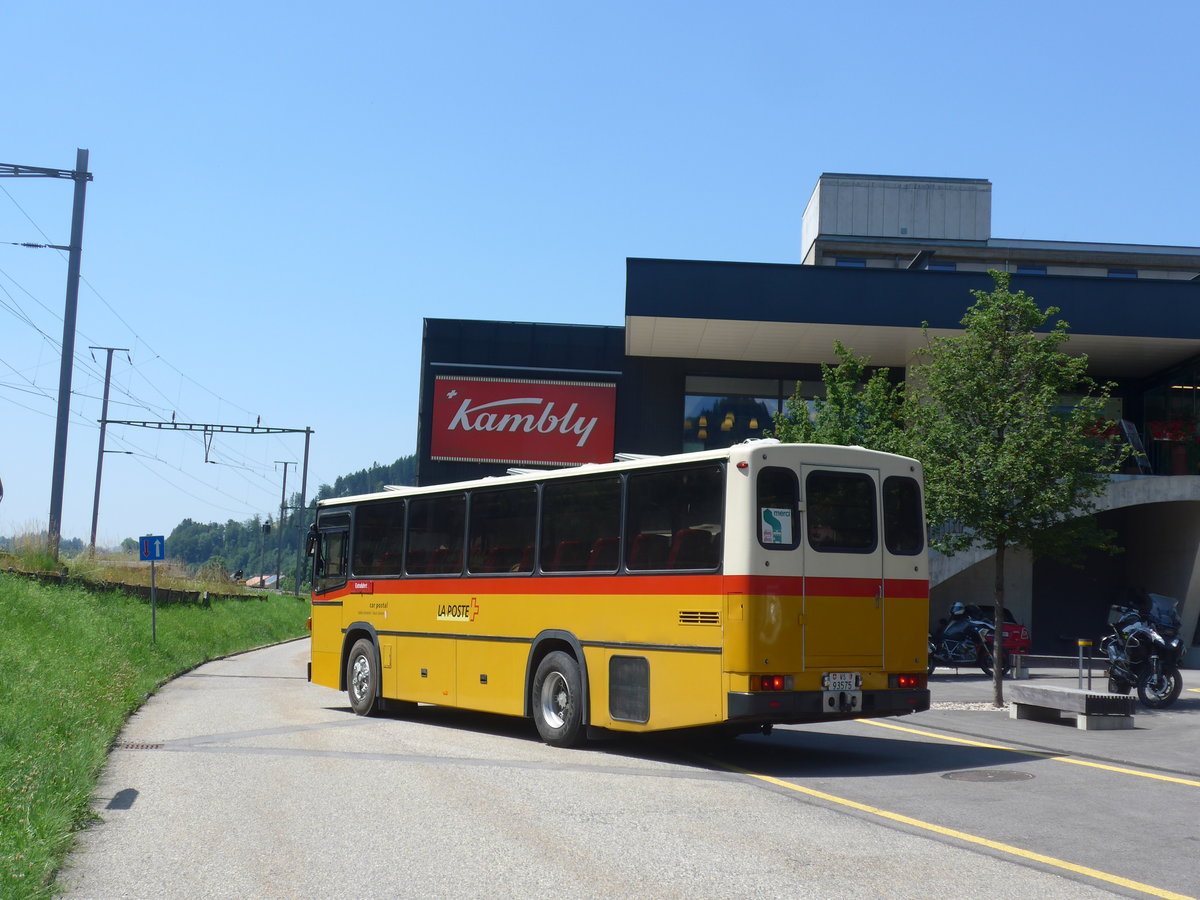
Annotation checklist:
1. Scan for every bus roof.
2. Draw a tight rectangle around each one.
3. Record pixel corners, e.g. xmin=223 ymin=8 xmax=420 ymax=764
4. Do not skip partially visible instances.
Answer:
xmin=316 ymin=440 xmax=920 ymax=509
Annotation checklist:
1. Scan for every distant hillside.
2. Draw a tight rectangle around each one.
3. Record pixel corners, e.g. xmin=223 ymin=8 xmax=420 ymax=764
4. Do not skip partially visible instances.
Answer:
xmin=314 ymin=456 xmax=418 ymax=500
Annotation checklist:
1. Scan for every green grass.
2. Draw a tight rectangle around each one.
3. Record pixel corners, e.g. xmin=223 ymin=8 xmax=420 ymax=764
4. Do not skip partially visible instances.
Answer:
xmin=0 ymin=572 xmax=308 ymax=898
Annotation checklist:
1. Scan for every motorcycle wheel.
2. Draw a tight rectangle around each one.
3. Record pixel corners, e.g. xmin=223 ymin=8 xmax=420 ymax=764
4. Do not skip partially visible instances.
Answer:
xmin=1137 ymin=666 xmax=1183 ymax=709
xmin=978 ymin=647 xmax=1012 ymax=678
xmin=927 ymin=642 xmax=937 ymax=676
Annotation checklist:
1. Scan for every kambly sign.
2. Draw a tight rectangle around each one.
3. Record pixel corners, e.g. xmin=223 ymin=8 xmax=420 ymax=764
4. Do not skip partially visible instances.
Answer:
xmin=431 ymin=376 xmax=617 ymax=466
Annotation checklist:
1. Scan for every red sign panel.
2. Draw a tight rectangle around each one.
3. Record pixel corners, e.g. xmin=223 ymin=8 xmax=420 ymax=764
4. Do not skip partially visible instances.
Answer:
xmin=431 ymin=376 xmax=616 ymax=466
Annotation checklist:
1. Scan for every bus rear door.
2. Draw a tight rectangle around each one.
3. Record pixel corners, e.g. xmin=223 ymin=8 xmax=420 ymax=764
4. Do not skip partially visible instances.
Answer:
xmin=800 ymin=466 xmax=885 ymax=672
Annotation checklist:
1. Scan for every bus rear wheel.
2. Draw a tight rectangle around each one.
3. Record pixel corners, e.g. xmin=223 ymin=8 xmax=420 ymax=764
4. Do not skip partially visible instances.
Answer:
xmin=532 ymin=651 xmax=584 ymax=748
xmin=346 ymin=638 xmax=380 ymax=716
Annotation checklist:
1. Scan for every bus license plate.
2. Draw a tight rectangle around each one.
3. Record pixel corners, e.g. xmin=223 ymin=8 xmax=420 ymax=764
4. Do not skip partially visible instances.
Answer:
xmin=825 ymin=672 xmax=859 ymax=691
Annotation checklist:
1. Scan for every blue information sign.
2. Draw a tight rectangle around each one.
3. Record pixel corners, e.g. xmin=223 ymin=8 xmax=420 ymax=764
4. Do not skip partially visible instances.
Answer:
xmin=139 ymin=535 xmax=165 ymax=562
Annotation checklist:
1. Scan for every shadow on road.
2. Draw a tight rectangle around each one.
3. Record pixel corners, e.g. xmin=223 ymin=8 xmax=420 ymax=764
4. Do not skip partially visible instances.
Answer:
xmin=326 ymin=701 xmax=1034 ymax=780
xmin=618 ymin=724 xmax=1033 ymax=780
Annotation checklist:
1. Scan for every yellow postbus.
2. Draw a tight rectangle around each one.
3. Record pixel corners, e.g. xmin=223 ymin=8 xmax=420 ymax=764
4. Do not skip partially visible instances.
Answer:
xmin=307 ymin=439 xmax=930 ymax=746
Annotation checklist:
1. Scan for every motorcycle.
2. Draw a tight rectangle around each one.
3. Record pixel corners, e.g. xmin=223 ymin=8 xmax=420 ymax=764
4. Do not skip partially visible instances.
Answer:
xmin=1101 ymin=595 xmax=1185 ymax=709
xmin=928 ymin=609 xmax=1010 ymax=677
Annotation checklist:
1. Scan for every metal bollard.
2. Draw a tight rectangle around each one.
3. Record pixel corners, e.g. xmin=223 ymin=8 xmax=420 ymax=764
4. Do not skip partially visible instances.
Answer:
xmin=1077 ymin=639 xmax=1093 ymax=690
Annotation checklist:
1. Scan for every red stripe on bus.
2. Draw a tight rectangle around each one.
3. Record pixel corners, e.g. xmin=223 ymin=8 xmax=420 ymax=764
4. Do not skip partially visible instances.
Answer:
xmin=316 ymin=574 xmax=726 ymax=599
xmin=315 ymin=573 xmax=927 ymax=600
xmin=723 ymin=575 xmax=927 ymax=597
xmin=881 ymin=579 xmax=929 ymax=599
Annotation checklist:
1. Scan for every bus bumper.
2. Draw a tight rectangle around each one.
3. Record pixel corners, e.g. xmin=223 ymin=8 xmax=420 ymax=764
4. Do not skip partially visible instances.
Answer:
xmin=727 ymin=689 xmax=930 ymax=723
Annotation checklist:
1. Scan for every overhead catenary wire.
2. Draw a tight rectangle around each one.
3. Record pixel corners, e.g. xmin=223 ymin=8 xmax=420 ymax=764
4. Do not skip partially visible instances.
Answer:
xmin=2 ymin=175 xmax=315 ymax=539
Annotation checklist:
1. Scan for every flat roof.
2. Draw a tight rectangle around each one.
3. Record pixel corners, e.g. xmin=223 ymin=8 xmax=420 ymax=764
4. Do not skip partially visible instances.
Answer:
xmin=624 ymin=258 xmax=1200 ymax=378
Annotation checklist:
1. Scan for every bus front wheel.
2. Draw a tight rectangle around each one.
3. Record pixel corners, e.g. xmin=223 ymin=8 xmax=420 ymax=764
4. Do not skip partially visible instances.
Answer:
xmin=532 ymin=651 xmax=584 ymax=747
xmin=346 ymin=638 xmax=380 ymax=716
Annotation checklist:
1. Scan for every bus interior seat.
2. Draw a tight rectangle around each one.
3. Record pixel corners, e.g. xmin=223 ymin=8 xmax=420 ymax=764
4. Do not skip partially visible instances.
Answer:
xmin=628 ymin=532 xmax=669 ymax=570
xmin=482 ymin=545 xmax=521 ymax=573
xmin=405 ymin=548 xmax=428 ymax=574
xmin=430 ymin=547 xmax=459 ymax=574
xmin=667 ymin=528 xmax=715 ymax=569
xmin=588 ymin=537 xmax=619 ymax=571
xmin=550 ymin=540 xmax=587 ymax=572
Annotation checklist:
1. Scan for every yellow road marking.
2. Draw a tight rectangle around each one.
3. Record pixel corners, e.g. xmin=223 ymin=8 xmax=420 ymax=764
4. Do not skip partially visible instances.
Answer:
xmin=706 ymin=756 xmax=1197 ymax=900
xmin=1187 ymin=688 xmax=1200 ymax=694
xmin=862 ymin=719 xmax=1200 ymax=788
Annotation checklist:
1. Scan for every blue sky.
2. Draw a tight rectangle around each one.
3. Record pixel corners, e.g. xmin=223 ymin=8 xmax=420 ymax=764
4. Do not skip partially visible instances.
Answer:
xmin=2 ymin=1 xmax=1198 ymax=546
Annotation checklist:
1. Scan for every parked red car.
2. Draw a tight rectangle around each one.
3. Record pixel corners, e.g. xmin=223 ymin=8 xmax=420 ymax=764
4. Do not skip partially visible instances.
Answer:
xmin=974 ymin=605 xmax=1032 ymax=655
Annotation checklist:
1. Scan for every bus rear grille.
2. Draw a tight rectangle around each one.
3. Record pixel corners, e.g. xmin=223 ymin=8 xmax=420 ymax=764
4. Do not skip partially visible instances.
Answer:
xmin=678 ymin=610 xmax=720 ymax=625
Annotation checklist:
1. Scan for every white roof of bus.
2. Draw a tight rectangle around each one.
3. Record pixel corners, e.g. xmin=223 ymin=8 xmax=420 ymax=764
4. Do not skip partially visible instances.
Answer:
xmin=316 ymin=440 xmax=919 ymax=509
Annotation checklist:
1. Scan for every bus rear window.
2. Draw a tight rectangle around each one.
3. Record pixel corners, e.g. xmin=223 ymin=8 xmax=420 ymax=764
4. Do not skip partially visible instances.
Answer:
xmin=806 ymin=471 xmax=877 ymax=553
xmin=757 ymin=466 xmax=799 ymax=550
xmin=883 ymin=476 xmax=924 ymax=555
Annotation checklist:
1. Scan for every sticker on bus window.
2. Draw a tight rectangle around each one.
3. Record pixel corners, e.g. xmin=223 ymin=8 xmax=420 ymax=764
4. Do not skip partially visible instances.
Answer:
xmin=761 ymin=508 xmax=792 ymax=545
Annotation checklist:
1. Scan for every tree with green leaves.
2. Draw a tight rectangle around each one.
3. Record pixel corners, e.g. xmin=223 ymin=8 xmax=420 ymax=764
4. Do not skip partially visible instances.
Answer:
xmin=905 ymin=271 xmax=1124 ymax=706
xmin=770 ymin=340 xmax=905 ymax=453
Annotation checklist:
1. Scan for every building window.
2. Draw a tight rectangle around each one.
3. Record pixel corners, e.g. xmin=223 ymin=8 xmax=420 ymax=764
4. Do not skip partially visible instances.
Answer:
xmin=1143 ymin=375 xmax=1199 ymax=475
xmin=836 ymin=258 xmax=867 ymax=268
xmin=683 ymin=377 xmax=785 ymax=452
xmin=1108 ymin=268 xmax=1138 ymax=279
xmin=683 ymin=395 xmax=778 ymax=451
xmin=927 ymin=261 xmax=956 ymax=272
xmin=1016 ymin=265 xmax=1046 ymax=275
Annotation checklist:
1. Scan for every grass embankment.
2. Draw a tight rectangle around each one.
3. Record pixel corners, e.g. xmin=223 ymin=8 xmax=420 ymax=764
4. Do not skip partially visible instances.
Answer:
xmin=0 ymin=572 xmax=309 ymax=899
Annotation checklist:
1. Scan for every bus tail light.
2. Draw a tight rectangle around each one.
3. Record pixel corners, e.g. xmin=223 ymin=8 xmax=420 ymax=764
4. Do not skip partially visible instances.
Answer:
xmin=754 ymin=675 xmax=793 ymax=691
xmin=890 ymin=673 xmax=926 ymax=690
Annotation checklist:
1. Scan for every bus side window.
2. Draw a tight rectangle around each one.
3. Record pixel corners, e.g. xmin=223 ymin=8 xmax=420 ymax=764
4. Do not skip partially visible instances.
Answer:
xmin=540 ymin=476 xmax=621 ymax=574
xmin=316 ymin=529 xmax=349 ymax=593
xmin=408 ymin=494 xmax=466 ymax=576
xmin=352 ymin=500 xmax=406 ymax=576
xmin=626 ymin=464 xmax=723 ymax=571
xmin=468 ymin=486 xmax=536 ymax=574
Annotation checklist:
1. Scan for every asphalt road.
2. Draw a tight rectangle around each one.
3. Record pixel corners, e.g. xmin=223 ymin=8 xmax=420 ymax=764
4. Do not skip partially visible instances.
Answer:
xmin=59 ymin=642 xmax=1200 ymax=900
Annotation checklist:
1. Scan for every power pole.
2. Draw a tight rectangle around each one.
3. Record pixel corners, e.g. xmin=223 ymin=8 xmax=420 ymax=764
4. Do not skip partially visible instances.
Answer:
xmin=88 ymin=346 xmax=129 ymax=556
xmin=260 ymin=518 xmax=270 ymax=588
xmin=293 ymin=427 xmax=312 ymax=597
xmin=1 ymin=151 xmax=94 ymax=560
xmin=274 ymin=461 xmax=294 ymax=590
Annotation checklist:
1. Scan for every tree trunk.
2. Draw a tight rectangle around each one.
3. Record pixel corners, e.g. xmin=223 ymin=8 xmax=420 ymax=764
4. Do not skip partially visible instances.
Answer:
xmin=993 ymin=541 xmax=1006 ymax=707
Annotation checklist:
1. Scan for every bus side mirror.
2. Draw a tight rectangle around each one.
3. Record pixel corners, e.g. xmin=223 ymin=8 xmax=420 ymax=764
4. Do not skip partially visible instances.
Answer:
xmin=306 ymin=527 xmax=318 ymax=557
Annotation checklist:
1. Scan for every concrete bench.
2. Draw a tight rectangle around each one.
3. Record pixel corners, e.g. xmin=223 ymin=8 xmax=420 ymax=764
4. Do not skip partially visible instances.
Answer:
xmin=1008 ymin=683 xmax=1136 ymax=731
